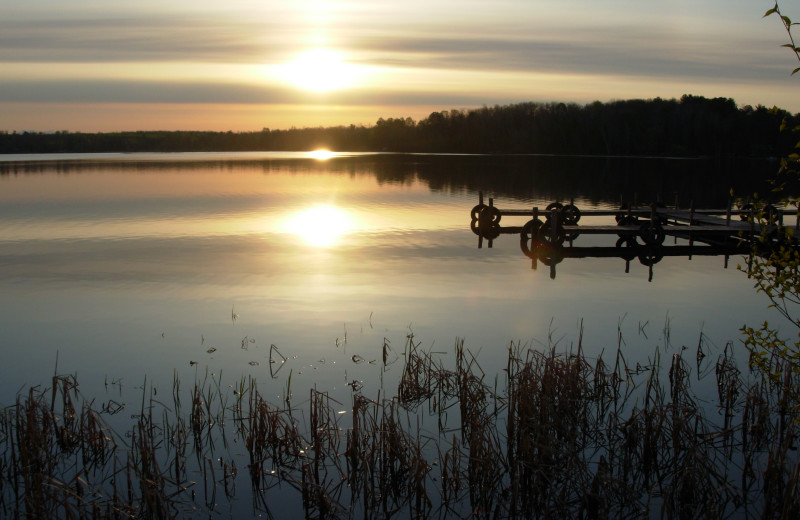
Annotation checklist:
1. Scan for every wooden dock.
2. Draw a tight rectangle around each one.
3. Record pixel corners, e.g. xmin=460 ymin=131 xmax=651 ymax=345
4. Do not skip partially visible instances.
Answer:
xmin=469 ymin=192 xmax=799 ymax=279
xmin=470 ymin=191 xmax=797 ymax=248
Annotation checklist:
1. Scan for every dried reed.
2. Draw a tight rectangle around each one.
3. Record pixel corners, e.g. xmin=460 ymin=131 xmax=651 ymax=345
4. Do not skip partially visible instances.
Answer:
xmin=1 ymin=330 xmax=799 ymax=519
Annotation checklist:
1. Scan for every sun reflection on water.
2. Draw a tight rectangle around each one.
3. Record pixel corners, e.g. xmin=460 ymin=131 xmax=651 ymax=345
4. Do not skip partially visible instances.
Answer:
xmin=282 ymin=205 xmax=353 ymax=247
xmin=308 ymin=149 xmax=336 ymax=160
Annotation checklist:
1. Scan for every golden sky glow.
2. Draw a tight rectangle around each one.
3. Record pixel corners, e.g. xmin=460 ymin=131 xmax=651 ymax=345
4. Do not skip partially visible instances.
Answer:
xmin=277 ymin=49 xmax=365 ymax=92
xmin=0 ymin=1 xmax=798 ymax=132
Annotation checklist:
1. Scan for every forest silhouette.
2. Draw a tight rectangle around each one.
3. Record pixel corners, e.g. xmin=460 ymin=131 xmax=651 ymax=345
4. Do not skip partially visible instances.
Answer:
xmin=1 ymin=95 xmax=797 ymax=157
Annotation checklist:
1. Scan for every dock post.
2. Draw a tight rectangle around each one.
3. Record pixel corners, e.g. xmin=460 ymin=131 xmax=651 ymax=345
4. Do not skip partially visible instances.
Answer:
xmin=649 ymin=203 xmax=656 ymax=233
xmin=726 ymin=199 xmax=731 ymax=226
xmin=689 ymin=200 xmax=695 ymax=256
xmin=488 ymin=198 xmax=494 ymax=248
xmin=531 ymin=206 xmax=538 ymax=270
xmin=479 ymin=191 xmax=484 ymax=206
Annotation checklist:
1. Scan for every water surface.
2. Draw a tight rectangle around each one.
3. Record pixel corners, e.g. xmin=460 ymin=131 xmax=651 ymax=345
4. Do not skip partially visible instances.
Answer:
xmin=0 ymin=152 xmax=778 ymax=404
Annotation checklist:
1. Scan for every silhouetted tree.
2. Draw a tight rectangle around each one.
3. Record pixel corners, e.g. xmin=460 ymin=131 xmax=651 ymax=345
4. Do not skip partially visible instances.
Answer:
xmin=1 ymin=96 xmax=796 ymax=157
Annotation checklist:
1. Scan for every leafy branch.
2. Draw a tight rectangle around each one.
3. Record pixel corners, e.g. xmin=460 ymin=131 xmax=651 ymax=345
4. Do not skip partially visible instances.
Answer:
xmin=740 ymin=2 xmax=800 ymax=415
xmin=765 ymin=2 xmax=800 ymax=74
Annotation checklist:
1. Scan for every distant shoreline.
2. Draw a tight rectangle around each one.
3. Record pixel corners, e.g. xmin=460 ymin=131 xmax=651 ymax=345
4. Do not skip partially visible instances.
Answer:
xmin=2 ymin=96 xmax=797 ymax=158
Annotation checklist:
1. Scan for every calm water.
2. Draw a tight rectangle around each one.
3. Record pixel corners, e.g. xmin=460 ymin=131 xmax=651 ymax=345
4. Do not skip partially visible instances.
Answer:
xmin=0 ymin=152 xmax=779 ymax=404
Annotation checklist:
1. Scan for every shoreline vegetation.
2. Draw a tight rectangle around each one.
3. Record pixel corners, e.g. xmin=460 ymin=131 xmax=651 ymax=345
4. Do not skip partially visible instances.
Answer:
xmin=2 ymin=95 xmax=799 ymax=157
xmin=1 ymin=332 xmax=798 ymax=519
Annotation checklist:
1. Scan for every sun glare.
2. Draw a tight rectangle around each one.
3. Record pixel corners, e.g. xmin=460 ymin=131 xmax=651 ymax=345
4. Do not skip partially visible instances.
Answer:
xmin=309 ymin=149 xmax=335 ymax=160
xmin=283 ymin=205 xmax=353 ymax=247
xmin=281 ymin=49 xmax=359 ymax=92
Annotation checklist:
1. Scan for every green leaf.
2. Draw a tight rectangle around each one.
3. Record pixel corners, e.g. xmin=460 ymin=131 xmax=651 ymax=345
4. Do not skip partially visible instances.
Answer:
xmin=764 ymin=7 xmax=777 ymax=17
xmin=792 ymin=67 xmax=800 ymax=76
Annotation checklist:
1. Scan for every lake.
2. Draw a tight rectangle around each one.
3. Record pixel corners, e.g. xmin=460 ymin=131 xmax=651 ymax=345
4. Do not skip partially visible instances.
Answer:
xmin=0 ymin=153 xmax=773 ymax=396
xmin=0 ymin=151 xmax=788 ymax=516
xmin=0 ymin=152 xmax=779 ymax=395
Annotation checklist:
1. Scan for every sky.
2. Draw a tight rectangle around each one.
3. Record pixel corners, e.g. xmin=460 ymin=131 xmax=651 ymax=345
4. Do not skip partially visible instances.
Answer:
xmin=0 ymin=0 xmax=798 ymax=132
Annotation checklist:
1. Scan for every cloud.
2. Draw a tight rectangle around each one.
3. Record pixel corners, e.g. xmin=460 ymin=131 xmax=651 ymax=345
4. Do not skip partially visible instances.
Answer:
xmin=0 ymin=8 xmax=786 ymax=86
xmin=0 ymin=79 xmax=509 ymax=106
xmin=0 ymin=15 xmax=277 ymax=63
xmin=356 ymin=28 xmax=786 ymax=82
xmin=1 ymin=0 xmax=795 ymax=122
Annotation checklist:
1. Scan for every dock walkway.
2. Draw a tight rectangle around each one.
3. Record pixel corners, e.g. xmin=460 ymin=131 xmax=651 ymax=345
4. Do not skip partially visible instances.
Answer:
xmin=468 ymin=192 xmax=800 ymax=279
xmin=470 ymin=192 xmax=796 ymax=249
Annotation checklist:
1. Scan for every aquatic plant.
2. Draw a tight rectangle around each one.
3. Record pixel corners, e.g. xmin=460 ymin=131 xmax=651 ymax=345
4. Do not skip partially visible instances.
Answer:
xmin=1 ymin=331 xmax=798 ymax=518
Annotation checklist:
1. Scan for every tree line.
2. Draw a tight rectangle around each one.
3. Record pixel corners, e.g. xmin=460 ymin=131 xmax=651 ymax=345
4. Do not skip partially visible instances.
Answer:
xmin=1 ymin=95 xmax=797 ymax=157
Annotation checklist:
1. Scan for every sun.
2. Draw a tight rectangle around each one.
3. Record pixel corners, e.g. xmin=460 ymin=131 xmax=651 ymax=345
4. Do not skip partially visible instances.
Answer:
xmin=281 ymin=49 xmax=359 ymax=92
xmin=283 ymin=205 xmax=353 ymax=247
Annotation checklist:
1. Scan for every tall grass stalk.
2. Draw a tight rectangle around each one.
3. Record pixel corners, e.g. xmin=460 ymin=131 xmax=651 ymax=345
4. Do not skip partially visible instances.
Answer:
xmin=1 ymin=331 xmax=799 ymax=518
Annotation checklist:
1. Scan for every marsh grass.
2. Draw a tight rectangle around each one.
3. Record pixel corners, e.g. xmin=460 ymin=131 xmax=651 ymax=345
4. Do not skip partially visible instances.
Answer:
xmin=1 ymin=331 xmax=799 ymax=519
